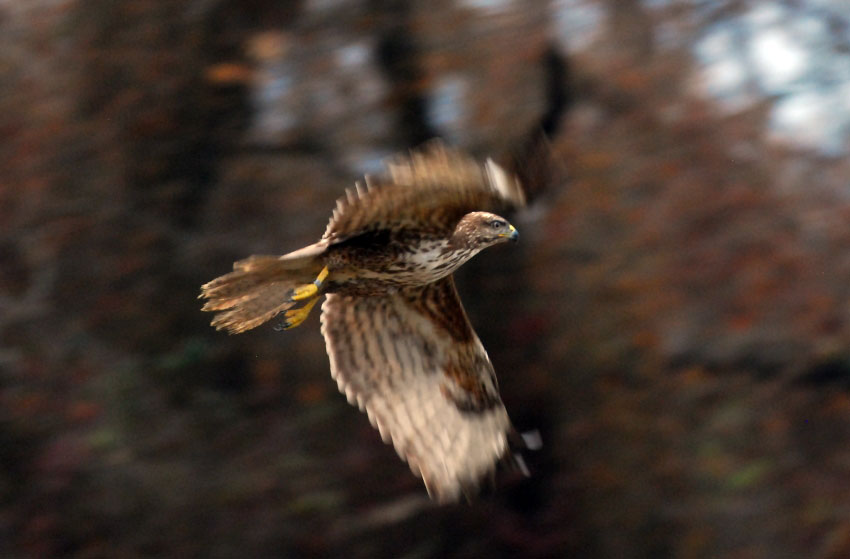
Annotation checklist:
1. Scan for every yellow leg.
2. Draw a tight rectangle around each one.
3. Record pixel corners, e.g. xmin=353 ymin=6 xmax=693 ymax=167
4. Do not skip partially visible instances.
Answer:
xmin=291 ymin=266 xmax=329 ymax=302
xmin=281 ymin=297 xmax=320 ymax=329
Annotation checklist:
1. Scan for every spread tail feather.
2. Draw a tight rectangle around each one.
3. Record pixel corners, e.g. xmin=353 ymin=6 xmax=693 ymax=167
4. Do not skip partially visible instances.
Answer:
xmin=200 ymin=249 xmax=324 ymax=334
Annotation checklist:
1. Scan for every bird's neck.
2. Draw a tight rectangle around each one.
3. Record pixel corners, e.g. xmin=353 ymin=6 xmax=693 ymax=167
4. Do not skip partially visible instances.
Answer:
xmin=448 ymin=224 xmax=476 ymax=250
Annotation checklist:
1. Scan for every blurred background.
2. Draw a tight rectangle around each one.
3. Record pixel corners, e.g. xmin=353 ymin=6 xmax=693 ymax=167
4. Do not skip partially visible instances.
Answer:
xmin=2 ymin=0 xmax=850 ymax=557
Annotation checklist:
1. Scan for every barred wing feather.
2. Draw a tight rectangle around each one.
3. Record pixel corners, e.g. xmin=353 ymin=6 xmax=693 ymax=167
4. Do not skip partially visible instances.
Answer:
xmin=320 ymin=277 xmax=513 ymax=502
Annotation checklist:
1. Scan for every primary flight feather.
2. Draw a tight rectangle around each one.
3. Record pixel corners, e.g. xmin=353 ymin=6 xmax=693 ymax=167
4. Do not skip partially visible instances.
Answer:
xmin=200 ymin=141 xmax=533 ymax=502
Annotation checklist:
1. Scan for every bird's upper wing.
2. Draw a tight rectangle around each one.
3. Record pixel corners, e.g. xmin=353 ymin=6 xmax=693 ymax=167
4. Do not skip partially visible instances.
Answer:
xmin=323 ymin=141 xmax=526 ymax=243
xmin=320 ymin=276 xmax=514 ymax=502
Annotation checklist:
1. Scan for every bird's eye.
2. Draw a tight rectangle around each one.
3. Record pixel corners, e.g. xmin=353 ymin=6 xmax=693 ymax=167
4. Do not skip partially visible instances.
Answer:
xmin=489 ymin=220 xmax=504 ymax=229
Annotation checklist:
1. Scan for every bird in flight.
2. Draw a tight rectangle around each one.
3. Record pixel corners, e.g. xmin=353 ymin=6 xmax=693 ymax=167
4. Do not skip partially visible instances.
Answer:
xmin=200 ymin=141 xmax=537 ymax=502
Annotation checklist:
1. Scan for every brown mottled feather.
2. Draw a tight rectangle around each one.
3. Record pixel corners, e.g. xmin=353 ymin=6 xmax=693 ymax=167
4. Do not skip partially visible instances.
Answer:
xmin=323 ymin=141 xmax=525 ymax=244
xmin=200 ymin=254 xmax=323 ymax=334
xmin=403 ymin=273 xmax=473 ymax=343
xmin=321 ymin=276 xmax=511 ymax=502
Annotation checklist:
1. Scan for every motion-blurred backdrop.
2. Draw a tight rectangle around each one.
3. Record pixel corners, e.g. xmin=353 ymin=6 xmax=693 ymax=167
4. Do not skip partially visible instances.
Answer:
xmin=2 ymin=1 xmax=850 ymax=557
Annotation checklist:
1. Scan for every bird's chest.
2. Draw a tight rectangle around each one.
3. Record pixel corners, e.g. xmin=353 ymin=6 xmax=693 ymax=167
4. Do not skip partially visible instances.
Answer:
xmin=387 ymin=240 xmax=469 ymax=283
xmin=327 ymin=235 xmax=475 ymax=294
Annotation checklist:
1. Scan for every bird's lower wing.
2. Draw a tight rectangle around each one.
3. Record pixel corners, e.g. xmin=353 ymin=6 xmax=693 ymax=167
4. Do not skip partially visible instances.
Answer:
xmin=320 ymin=277 xmax=513 ymax=502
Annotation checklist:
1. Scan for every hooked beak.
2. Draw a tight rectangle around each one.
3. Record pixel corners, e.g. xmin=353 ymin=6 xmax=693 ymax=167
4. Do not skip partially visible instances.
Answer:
xmin=499 ymin=224 xmax=519 ymax=243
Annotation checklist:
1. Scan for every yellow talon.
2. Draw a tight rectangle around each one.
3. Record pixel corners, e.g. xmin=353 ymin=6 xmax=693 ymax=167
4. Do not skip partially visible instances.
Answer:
xmin=291 ymin=266 xmax=329 ymax=302
xmin=291 ymin=283 xmax=318 ymax=301
xmin=281 ymin=297 xmax=319 ymax=329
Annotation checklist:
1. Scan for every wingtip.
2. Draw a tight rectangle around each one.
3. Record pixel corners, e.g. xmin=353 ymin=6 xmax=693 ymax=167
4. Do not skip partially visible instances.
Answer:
xmin=520 ymin=429 xmax=543 ymax=450
xmin=485 ymin=158 xmax=526 ymax=207
xmin=509 ymin=427 xmax=543 ymax=450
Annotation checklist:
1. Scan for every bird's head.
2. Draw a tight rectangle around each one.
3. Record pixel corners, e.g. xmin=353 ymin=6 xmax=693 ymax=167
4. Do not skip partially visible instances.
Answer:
xmin=452 ymin=211 xmax=519 ymax=250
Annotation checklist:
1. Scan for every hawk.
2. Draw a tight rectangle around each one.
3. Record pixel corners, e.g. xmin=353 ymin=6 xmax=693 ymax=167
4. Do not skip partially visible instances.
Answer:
xmin=200 ymin=142 xmax=538 ymax=502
